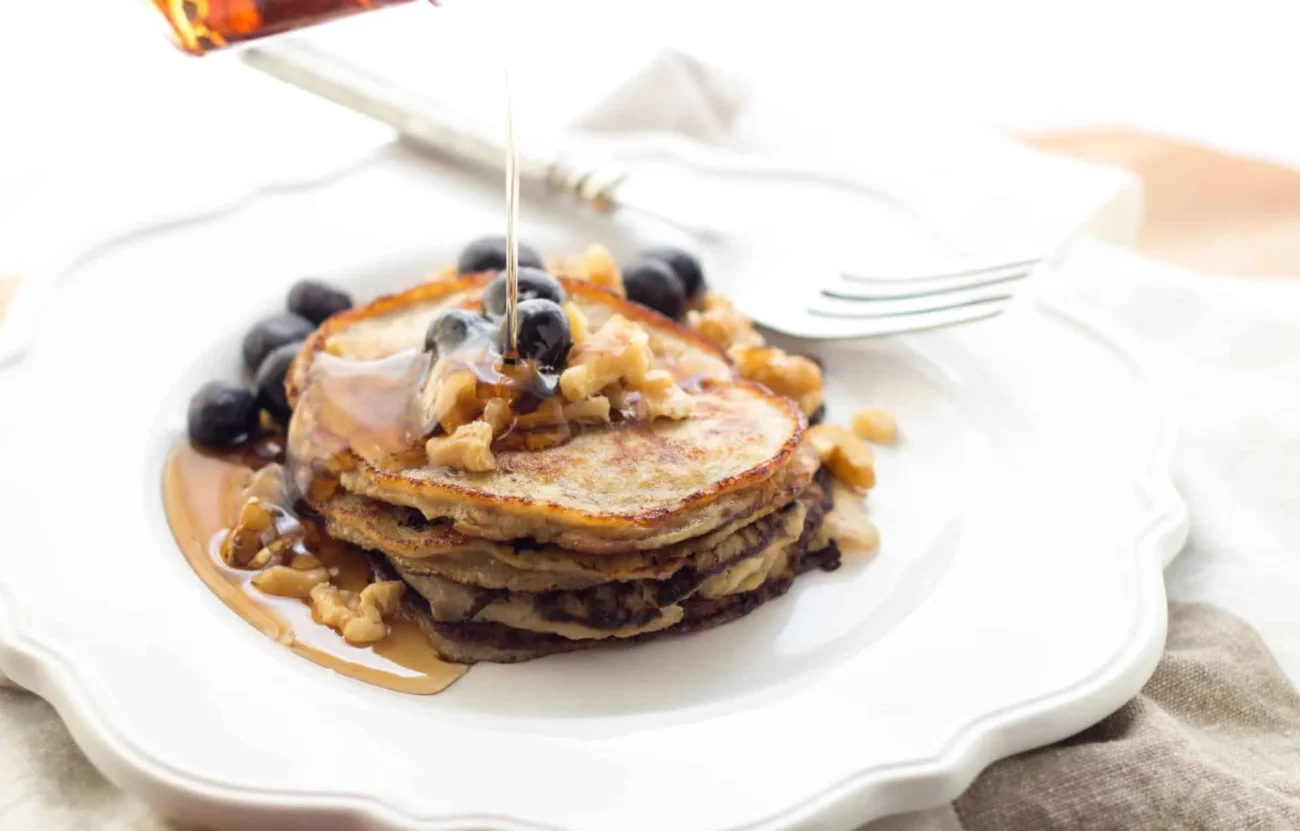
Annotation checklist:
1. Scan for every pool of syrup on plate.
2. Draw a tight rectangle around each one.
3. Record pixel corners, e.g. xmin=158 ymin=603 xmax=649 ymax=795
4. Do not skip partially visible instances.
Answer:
xmin=162 ymin=436 xmax=467 ymax=695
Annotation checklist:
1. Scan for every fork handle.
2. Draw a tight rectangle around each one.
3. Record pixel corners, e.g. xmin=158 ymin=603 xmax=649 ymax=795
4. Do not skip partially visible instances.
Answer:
xmin=241 ymin=40 xmax=628 ymax=210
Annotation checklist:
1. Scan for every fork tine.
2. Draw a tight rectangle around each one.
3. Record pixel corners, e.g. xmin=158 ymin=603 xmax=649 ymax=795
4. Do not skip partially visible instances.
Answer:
xmin=843 ymin=257 xmax=1040 ymax=284
xmin=828 ymin=266 xmax=1032 ymax=300
xmin=811 ymin=283 xmax=1014 ymax=318
xmin=762 ymin=299 xmax=1008 ymax=340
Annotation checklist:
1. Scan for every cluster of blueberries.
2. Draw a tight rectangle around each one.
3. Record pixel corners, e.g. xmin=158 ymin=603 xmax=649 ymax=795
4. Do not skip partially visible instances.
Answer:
xmin=187 ymin=280 xmax=352 ymax=449
xmin=427 ymin=236 xmax=706 ymax=374
xmin=187 ymin=236 xmax=706 ymax=450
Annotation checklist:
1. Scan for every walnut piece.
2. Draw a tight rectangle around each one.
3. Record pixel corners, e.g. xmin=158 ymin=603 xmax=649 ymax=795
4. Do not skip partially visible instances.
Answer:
xmin=852 ymin=406 xmax=898 ymax=444
xmin=309 ymin=580 xmax=406 ymax=645
xmin=807 ymin=424 xmax=876 ymax=490
xmin=563 ymin=395 xmax=612 ymax=424
xmin=825 ymin=481 xmax=881 ymax=557
xmin=482 ymin=397 xmax=513 ymax=434
xmin=684 ymin=292 xmax=823 ymax=418
xmin=564 ymin=301 xmax=592 ymax=345
xmin=641 ymin=369 xmax=695 ymax=420
xmin=559 ymin=315 xmax=694 ymax=421
xmin=685 ymin=292 xmax=764 ymax=351
xmin=422 ymin=367 xmax=481 ymax=435
xmin=731 ymin=345 xmax=824 ymax=417
xmin=220 ymin=464 xmax=301 ymax=569
xmin=426 ymin=420 xmax=496 ymax=471
xmin=549 ymin=244 xmax=625 ymax=296
xmin=560 ymin=314 xmax=653 ymax=401
xmin=252 ymin=564 xmax=330 ymax=598
xmin=221 ymin=497 xmax=275 ymax=567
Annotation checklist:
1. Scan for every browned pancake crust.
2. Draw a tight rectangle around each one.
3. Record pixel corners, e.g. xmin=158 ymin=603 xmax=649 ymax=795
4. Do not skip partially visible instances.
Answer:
xmin=321 ymin=441 xmax=820 ymax=590
xmin=394 ymin=470 xmax=828 ymax=631
xmin=369 ymin=469 xmax=839 ymax=663
xmin=340 ymin=381 xmax=804 ymax=552
xmin=289 ymin=275 xmax=807 ymax=553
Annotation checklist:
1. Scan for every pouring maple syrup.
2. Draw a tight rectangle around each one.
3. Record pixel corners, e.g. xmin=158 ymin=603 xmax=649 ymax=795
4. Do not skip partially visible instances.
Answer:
xmin=500 ymin=67 xmax=523 ymax=363
xmin=153 ymin=0 xmax=434 ymax=55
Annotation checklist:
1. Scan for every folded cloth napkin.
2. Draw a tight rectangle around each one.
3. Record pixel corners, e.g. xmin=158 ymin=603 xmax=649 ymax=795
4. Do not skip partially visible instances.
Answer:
xmin=570 ymin=49 xmax=751 ymax=144
xmin=953 ymin=603 xmax=1300 ymax=830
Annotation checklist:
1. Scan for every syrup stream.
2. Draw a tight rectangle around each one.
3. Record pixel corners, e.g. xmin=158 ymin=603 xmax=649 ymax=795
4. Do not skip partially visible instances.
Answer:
xmin=503 ymin=66 xmax=521 ymax=362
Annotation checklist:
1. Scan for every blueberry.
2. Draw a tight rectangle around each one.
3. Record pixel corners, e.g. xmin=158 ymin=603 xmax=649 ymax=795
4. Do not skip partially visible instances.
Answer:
xmin=188 ymin=381 xmax=259 ymax=448
xmin=254 ymin=341 xmax=302 ymax=425
xmin=242 ymin=312 xmax=314 ymax=375
xmin=482 ymin=267 xmax=566 ymax=319
xmin=425 ymin=307 xmax=496 ymax=358
xmin=622 ymin=259 xmax=685 ymax=319
xmin=457 ymin=235 xmax=544 ymax=275
xmin=513 ymin=298 xmax=571 ymax=369
xmin=287 ymin=279 xmax=352 ymax=325
xmin=642 ymin=246 xmax=706 ymax=298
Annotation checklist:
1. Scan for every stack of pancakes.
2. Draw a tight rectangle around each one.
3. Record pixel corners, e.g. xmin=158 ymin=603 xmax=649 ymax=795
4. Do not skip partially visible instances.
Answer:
xmin=285 ymin=276 xmax=840 ymax=663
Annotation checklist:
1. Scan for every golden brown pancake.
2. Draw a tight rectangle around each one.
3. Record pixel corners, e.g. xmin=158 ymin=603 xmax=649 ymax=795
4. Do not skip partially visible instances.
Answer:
xmin=367 ymin=469 xmax=839 ymax=664
xmin=288 ymin=277 xmax=808 ymax=553
xmin=321 ymin=441 xmax=820 ymax=592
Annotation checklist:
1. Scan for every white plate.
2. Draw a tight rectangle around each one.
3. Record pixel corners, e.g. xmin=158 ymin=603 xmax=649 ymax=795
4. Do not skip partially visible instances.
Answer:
xmin=0 ymin=144 xmax=1186 ymax=830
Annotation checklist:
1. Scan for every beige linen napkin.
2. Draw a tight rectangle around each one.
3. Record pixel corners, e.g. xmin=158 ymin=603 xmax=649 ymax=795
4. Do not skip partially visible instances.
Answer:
xmin=952 ymin=603 xmax=1300 ymax=830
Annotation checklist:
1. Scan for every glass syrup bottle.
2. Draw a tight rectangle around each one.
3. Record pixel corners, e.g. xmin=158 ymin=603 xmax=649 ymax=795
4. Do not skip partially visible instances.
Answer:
xmin=151 ymin=0 xmax=430 ymax=55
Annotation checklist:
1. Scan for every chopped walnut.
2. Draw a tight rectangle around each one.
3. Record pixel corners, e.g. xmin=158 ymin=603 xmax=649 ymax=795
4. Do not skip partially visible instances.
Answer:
xmin=422 ymin=367 xmax=481 ymax=434
xmin=603 ymin=383 xmax=630 ymax=410
xmin=563 ymin=395 xmax=613 ymax=424
xmin=220 ymin=497 xmax=275 ymax=567
xmin=560 ymin=315 xmax=653 ymax=401
xmin=825 ymin=481 xmax=881 ymax=557
xmin=641 ymin=369 xmax=695 ymax=420
xmin=309 ymin=580 xmax=406 ymax=645
xmin=309 ymin=584 xmax=351 ymax=630
xmin=683 ymin=293 xmax=823 ymax=417
xmin=220 ymin=465 xmax=301 ymax=569
xmin=549 ymin=244 xmax=625 ymax=296
xmin=252 ymin=564 xmax=330 ymax=598
xmin=686 ymin=292 xmax=764 ymax=351
xmin=730 ymin=345 xmax=824 ymax=417
xmin=427 ymin=419 xmax=496 ymax=471
xmin=482 ymin=397 xmax=513 ymax=435
xmin=559 ymin=315 xmax=695 ymax=422
xmin=807 ymin=424 xmax=876 ymax=491
xmin=361 ymin=581 xmax=405 ymax=615
xmin=852 ymin=406 xmax=898 ymax=444
xmin=564 ymin=301 xmax=592 ymax=345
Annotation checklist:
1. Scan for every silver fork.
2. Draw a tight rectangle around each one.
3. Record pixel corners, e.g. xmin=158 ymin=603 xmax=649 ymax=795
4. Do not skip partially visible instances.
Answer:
xmin=244 ymin=40 xmax=1040 ymax=340
xmin=753 ymin=257 xmax=1040 ymax=340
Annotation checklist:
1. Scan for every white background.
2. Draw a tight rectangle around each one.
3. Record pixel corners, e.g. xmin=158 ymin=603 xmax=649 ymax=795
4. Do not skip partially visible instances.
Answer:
xmin=3 ymin=0 xmax=1300 ymax=198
